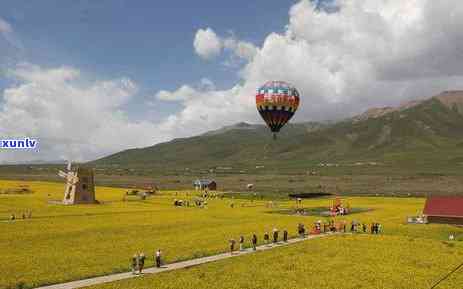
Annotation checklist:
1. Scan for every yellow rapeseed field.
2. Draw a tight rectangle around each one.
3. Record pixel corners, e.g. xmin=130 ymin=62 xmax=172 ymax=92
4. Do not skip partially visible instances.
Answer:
xmin=89 ymin=234 xmax=463 ymax=289
xmin=0 ymin=180 xmax=462 ymax=288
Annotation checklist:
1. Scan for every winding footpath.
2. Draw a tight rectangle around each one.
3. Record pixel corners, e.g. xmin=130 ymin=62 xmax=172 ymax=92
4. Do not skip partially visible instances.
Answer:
xmin=36 ymin=233 xmax=337 ymax=289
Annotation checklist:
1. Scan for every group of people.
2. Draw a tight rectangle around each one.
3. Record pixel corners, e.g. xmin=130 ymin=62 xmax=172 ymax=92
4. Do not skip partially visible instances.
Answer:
xmin=131 ymin=249 xmax=162 ymax=275
xmin=173 ymin=198 xmax=209 ymax=208
xmin=228 ymin=228 xmax=292 ymax=254
xmin=173 ymin=199 xmax=188 ymax=207
xmin=229 ymin=221 xmax=355 ymax=254
xmin=305 ymin=219 xmax=384 ymax=235
xmin=9 ymin=211 xmax=32 ymax=221
xmin=200 ymin=191 xmax=222 ymax=199
xmin=369 ymin=222 xmax=382 ymax=234
xmin=348 ymin=221 xmax=382 ymax=234
xmin=310 ymin=220 xmax=384 ymax=235
xmin=174 ymin=194 xmax=263 ymax=210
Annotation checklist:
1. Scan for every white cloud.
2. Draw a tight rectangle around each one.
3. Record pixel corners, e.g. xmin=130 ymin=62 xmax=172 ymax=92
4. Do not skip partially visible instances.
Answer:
xmin=193 ymin=28 xmax=258 ymax=62
xmin=156 ymin=85 xmax=198 ymax=102
xmin=193 ymin=28 xmax=222 ymax=59
xmin=223 ymin=37 xmax=258 ymax=61
xmin=0 ymin=63 xmax=165 ymax=163
xmin=156 ymin=78 xmax=217 ymax=102
xmin=156 ymin=82 xmax=258 ymax=138
xmin=170 ymin=0 xmax=463 ymax=136
xmin=199 ymin=78 xmax=215 ymax=90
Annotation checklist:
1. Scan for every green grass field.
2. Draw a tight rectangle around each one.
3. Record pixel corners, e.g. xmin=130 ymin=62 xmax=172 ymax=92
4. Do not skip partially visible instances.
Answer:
xmin=1 ymin=180 xmax=463 ymax=289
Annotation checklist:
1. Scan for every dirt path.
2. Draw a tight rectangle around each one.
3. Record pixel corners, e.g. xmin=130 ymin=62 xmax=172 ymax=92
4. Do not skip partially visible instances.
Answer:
xmin=36 ymin=233 xmax=337 ymax=289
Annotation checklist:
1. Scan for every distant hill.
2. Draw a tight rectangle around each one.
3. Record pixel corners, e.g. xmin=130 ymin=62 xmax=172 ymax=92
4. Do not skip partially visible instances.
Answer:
xmin=91 ymin=91 xmax=463 ymax=174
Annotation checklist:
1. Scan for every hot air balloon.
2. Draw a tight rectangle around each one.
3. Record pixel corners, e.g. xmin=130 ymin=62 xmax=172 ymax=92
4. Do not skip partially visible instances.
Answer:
xmin=255 ymin=81 xmax=300 ymax=139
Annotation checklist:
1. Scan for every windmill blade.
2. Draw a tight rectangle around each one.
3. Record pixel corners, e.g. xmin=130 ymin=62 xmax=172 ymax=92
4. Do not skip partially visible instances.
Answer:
xmin=67 ymin=161 xmax=72 ymax=171
xmin=58 ymin=171 xmax=68 ymax=178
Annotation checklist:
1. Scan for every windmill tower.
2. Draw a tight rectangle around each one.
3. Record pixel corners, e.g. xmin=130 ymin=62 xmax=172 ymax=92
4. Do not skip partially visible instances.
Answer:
xmin=58 ymin=162 xmax=96 ymax=205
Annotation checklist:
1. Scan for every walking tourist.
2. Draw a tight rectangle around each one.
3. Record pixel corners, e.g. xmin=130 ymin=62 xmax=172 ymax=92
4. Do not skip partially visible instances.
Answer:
xmin=155 ymin=249 xmax=162 ymax=267
xmin=229 ymin=239 xmax=236 ymax=254
xmin=283 ymin=230 xmax=288 ymax=242
xmin=139 ymin=253 xmax=145 ymax=274
xmin=273 ymin=228 xmax=279 ymax=243
xmin=251 ymin=234 xmax=257 ymax=250
xmin=264 ymin=232 xmax=269 ymax=245
xmin=362 ymin=223 xmax=367 ymax=233
xmin=298 ymin=223 xmax=305 ymax=238
xmin=239 ymin=235 xmax=244 ymax=251
xmin=131 ymin=254 xmax=138 ymax=274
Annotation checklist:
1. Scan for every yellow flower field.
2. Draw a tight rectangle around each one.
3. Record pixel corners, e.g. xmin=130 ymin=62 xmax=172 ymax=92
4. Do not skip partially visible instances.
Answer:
xmin=0 ymin=180 xmax=462 ymax=288
xmin=89 ymin=234 xmax=463 ymax=289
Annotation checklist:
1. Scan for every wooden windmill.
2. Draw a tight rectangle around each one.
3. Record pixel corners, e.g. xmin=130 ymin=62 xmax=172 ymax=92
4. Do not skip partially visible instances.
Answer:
xmin=58 ymin=161 xmax=96 ymax=205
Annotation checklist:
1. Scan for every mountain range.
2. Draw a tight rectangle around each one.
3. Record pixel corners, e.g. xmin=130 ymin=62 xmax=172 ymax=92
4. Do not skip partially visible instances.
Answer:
xmin=92 ymin=91 xmax=463 ymax=175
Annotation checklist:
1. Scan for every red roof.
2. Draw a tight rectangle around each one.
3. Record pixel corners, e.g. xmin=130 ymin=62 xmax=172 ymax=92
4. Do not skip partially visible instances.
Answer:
xmin=423 ymin=196 xmax=463 ymax=217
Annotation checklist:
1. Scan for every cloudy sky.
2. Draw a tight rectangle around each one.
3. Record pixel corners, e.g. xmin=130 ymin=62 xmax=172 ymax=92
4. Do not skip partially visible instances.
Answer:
xmin=1 ymin=0 xmax=463 ymax=163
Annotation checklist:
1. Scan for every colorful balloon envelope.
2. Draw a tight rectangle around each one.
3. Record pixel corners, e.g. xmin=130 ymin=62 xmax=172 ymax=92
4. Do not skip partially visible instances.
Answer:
xmin=255 ymin=81 xmax=300 ymax=138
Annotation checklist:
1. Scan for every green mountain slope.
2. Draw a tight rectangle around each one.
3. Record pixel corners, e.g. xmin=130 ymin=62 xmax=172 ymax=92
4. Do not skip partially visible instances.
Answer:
xmin=91 ymin=91 xmax=463 ymax=174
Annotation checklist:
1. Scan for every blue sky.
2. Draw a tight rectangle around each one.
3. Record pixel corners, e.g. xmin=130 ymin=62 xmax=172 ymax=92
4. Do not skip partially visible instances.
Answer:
xmin=1 ymin=0 xmax=462 ymax=162
xmin=0 ymin=0 xmax=296 ymax=119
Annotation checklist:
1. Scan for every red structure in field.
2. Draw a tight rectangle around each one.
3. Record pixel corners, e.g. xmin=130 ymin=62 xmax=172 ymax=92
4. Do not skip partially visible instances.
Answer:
xmin=423 ymin=196 xmax=463 ymax=225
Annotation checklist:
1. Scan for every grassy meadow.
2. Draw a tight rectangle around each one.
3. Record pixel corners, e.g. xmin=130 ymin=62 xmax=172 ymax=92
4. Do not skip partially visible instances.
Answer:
xmin=0 ymin=180 xmax=462 ymax=288
xmin=4 ymin=167 xmax=463 ymax=197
